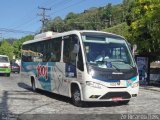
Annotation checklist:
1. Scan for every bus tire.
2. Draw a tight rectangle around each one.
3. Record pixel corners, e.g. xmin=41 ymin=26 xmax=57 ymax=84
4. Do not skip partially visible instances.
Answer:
xmin=71 ymin=85 xmax=84 ymax=107
xmin=31 ymin=77 xmax=37 ymax=92
xmin=119 ymin=100 xmax=130 ymax=105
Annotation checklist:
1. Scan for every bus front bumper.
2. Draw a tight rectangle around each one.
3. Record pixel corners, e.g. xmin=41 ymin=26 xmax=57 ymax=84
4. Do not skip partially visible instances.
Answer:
xmin=81 ymin=84 xmax=139 ymax=102
xmin=0 ymin=68 xmax=11 ymax=74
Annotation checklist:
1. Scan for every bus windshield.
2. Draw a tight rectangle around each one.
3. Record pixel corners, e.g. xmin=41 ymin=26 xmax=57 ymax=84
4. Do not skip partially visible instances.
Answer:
xmin=0 ymin=56 xmax=9 ymax=63
xmin=82 ymin=33 xmax=135 ymax=70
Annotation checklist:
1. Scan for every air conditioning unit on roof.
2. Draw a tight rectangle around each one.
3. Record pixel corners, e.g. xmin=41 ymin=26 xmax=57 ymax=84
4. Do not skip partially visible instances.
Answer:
xmin=34 ymin=31 xmax=58 ymax=39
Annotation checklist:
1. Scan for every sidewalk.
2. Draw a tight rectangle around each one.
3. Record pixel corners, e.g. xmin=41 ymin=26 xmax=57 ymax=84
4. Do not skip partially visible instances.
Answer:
xmin=140 ymin=85 xmax=160 ymax=92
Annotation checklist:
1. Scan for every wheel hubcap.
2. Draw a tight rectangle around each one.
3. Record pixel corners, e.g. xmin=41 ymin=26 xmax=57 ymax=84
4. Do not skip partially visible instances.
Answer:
xmin=74 ymin=91 xmax=80 ymax=101
xmin=32 ymin=82 xmax=35 ymax=90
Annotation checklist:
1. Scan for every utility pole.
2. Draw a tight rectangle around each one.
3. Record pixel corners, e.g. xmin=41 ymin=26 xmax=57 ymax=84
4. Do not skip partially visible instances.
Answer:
xmin=38 ymin=6 xmax=51 ymax=33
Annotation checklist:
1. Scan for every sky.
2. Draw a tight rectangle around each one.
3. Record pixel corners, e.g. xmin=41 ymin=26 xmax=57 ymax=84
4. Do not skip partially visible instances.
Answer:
xmin=0 ymin=0 xmax=122 ymax=39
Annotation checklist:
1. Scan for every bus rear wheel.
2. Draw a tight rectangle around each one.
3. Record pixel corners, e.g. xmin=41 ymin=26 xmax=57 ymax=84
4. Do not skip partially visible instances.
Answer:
xmin=71 ymin=86 xmax=84 ymax=107
xmin=31 ymin=78 xmax=37 ymax=92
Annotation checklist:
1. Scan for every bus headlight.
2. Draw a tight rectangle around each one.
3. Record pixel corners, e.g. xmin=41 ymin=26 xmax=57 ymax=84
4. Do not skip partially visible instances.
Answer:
xmin=89 ymin=69 xmax=95 ymax=76
xmin=132 ymin=82 xmax=139 ymax=88
xmin=86 ymin=81 xmax=103 ymax=89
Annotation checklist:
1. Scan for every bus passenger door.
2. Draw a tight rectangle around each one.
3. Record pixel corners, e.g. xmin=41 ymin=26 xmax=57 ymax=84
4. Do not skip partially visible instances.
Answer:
xmin=59 ymin=35 xmax=79 ymax=96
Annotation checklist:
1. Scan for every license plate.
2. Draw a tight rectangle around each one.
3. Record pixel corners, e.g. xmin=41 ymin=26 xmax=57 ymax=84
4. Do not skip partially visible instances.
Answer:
xmin=112 ymin=97 xmax=122 ymax=102
xmin=110 ymin=82 xmax=120 ymax=86
xmin=110 ymin=80 xmax=126 ymax=87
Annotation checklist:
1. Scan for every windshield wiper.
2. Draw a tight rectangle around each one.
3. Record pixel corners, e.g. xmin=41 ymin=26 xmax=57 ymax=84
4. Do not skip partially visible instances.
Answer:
xmin=111 ymin=64 xmax=121 ymax=72
xmin=110 ymin=59 xmax=127 ymax=63
xmin=95 ymin=60 xmax=121 ymax=72
xmin=111 ymin=60 xmax=134 ymax=69
xmin=95 ymin=60 xmax=105 ymax=64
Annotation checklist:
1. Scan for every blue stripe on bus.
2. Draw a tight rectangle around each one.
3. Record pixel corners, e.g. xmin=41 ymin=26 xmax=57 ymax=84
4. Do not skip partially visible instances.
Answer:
xmin=22 ymin=62 xmax=56 ymax=91
xmin=130 ymin=76 xmax=137 ymax=81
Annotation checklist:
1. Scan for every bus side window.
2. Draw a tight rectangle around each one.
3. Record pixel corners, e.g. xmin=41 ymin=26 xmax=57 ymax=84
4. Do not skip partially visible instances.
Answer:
xmin=77 ymin=46 xmax=84 ymax=71
xmin=49 ymin=38 xmax=62 ymax=62
xmin=63 ymin=35 xmax=78 ymax=66
xmin=22 ymin=44 xmax=34 ymax=62
xmin=63 ymin=38 xmax=71 ymax=63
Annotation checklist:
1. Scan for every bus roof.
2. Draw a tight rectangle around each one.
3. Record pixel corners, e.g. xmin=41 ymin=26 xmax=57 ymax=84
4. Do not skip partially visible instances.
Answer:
xmin=22 ymin=30 xmax=125 ymax=45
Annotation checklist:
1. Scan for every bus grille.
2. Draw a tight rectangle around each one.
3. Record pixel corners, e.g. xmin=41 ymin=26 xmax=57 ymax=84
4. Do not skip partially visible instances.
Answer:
xmin=100 ymin=92 xmax=131 ymax=99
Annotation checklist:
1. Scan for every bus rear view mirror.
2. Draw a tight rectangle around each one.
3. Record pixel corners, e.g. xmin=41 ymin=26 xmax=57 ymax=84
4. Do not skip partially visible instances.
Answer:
xmin=133 ymin=44 xmax=137 ymax=51
xmin=132 ymin=44 xmax=137 ymax=55
xmin=72 ymin=44 xmax=79 ymax=54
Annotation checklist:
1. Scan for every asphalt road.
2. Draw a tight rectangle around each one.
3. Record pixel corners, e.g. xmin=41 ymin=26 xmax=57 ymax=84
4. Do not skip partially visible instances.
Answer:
xmin=0 ymin=73 xmax=160 ymax=119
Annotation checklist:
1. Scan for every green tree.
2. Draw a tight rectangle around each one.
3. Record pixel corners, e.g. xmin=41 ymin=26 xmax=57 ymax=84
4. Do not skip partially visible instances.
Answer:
xmin=13 ymin=40 xmax=21 ymax=58
xmin=44 ymin=2 xmax=131 ymax=32
xmin=13 ymin=35 xmax=33 ymax=59
xmin=65 ymin=12 xmax=78 ymax=21
xmin=103 ymin=22 xmax=129 ymax=39
xmin=102 ymin=3 xmax=112 ymax=27
xmin=126 ymin=0 xmax=160 ymax=59
xmin=46 ymin=16 xmax=64 ymax=32
xmin=0 ymin=40 xmax=14 ymax=60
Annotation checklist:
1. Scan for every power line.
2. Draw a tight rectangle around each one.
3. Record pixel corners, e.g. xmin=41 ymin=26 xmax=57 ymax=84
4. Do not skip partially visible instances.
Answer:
xmin=18 ymin=1 xmax=59 ymax=31
xmin=50 ymin=0 xmax=86 ymax=16
xmin=0 ymin=28 xmax=35 ymax=34
xmin=49 ymin=0 xmax=64 ymax=8
xmin=4 ymin=0 xmax=84 ymax=33
xmin=4 ymin=0 xmax=88 ymax=34
xmin=11 ymin=16 xmax=38 ymax=30
xmin=6 ymin=7 xmax=39 ymax=29
xmin=41 ymin=0 xmax=54 ymax=6
xmin=6 ymin=0 xmax=54 ymax=29
xmin=49 ymin=0 xmax=72 ymax=9
xmin=38 ymin=7 xmax=51 ymax=32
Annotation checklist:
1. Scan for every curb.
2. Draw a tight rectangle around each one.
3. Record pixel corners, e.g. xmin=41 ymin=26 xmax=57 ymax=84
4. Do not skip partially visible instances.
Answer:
xmin=140 ymin=87 xmax=160 ymax=92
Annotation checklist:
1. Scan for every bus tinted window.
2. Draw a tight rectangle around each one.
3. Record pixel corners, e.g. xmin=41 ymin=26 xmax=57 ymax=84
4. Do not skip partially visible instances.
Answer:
xmin=0 ymin=56 xmax=9 ymax=63
xmin=22 ymin=37 xmax=62 ymax=62
xmin=49 ymin=37 xmax=62 ymax=62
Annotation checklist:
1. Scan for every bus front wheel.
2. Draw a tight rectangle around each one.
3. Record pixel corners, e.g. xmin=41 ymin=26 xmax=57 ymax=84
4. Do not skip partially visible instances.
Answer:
xmin=71 ymin=86 xmax=84 ymax=107
xmin=31 ymin=78 xmax=37 ymax=92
